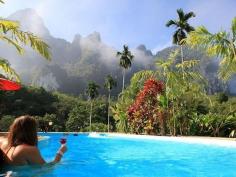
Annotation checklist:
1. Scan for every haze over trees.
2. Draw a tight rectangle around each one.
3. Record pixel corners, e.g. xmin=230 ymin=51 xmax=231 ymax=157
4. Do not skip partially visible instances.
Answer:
xmin=1 ymin=1 xmax=236 ymax=137
xmin=0 ymin=9 xmax=235 ymax=95
xmin=0 ymin=2 xmax=50 ymax=81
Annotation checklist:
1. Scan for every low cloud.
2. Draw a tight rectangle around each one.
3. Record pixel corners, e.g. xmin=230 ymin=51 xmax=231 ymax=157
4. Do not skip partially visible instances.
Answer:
xmin=152 ymin=41 xmax=172 ymax=55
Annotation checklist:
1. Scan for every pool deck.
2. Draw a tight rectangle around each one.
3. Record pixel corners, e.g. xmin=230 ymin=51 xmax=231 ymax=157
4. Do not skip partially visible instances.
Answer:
xmin=1 ymin=132 xmax=236 ymax=147
xmin=105 ymin=133 xmax=236 ymax=148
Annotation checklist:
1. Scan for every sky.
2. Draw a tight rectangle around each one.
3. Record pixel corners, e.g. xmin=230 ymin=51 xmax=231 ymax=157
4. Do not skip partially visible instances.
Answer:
xmin=1 ymin=0 xmax=236 ymax=53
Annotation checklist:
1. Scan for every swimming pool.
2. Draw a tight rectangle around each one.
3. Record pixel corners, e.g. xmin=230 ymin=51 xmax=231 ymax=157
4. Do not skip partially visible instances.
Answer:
xmin=6 ymin=133 xmax=236 ymax=177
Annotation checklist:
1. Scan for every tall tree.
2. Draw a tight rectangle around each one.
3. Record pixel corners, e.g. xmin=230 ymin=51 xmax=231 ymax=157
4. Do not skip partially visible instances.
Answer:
xmin=186 ymin=17 xmax=236 ymax=81
xmin=0 ymin=1 xmax=51 ymax=81
xmin=156 ymin=50 xmax=206 ymax=135
xmin=166 ymin=8 xmax=195 ymax=77
xmin=86 ymin=81 xmax=100 ymax=132
xmin=117 ymin=45 xmax=134 ymax=92
xmin=104 ymin=75 xmax=117 ymax=132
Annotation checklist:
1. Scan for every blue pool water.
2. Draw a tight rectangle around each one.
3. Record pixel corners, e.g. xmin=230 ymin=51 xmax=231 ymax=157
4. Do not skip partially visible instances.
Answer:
xmin=5 ymin=133 xmax=236 ymax=177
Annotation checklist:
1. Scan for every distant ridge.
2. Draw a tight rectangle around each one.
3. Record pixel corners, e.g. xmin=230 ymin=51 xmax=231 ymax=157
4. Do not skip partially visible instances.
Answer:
xmin=1 ymin=8 xmax=235 ymax=95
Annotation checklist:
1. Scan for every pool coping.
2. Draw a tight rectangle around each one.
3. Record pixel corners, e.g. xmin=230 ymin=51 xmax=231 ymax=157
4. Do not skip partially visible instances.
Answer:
xmin=1 ymin=132 xmax=236 ymax=148
xmin=104 ymin=133 xmax=236 ymax=148
xmin=44 ymin=132 xmax=236 ymax=148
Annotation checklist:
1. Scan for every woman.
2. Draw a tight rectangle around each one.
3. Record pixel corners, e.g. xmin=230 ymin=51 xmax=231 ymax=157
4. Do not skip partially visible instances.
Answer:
xmin=0 ymin=115 xmax=67 ymax=166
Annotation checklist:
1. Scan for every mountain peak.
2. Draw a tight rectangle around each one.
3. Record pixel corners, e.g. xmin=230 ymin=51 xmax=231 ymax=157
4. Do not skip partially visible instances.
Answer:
xmin=72 ymin=34 xmax=82 ymax=44
xmin=136 ymin=44 xmax=153 ymax=56
xmin=137 ymin=44 xmax=147 ymax=51
xmin=86 ymin=32 xmax=101 ymax=43
xmin=8 ymin=8 xmax=50 ymax=37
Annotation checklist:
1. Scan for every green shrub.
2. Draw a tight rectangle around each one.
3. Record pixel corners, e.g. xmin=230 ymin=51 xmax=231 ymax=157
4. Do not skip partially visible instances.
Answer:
xmin=0 ymin=115 xmax=15 ymax=132
xmin=217 ymin=93 xmax=228 ymax=103
xmin=82 ymin=123 xmax=108 ymax=132
xmin=66 ymin=103 xmax=89 ymax=131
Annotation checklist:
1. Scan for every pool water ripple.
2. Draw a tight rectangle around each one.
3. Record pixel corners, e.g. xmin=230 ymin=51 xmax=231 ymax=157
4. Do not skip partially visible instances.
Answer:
xmin=3 ymin=133 xmax=236 ymax=177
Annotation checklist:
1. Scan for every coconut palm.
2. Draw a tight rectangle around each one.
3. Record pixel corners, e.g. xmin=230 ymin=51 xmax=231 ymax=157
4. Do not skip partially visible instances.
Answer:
xmin=117 ymin=45 xmax=134 ymax=92
xmin=166 ymin=8 xmax=195 ymax=76
xmin=0 ymin=2 xmax=51 ymax=81
xmin=186 ymin=17 xmax=236 ymax=81
xmin=86 ymin=81 xmax=100 ymax=132
xmin=104 ymin=75 xmax=117 ymax=132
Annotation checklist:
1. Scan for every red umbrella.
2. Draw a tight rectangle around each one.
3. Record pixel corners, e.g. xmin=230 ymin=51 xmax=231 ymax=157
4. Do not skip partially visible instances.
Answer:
xmin=0 ymin=78 xmax=21 ymax=91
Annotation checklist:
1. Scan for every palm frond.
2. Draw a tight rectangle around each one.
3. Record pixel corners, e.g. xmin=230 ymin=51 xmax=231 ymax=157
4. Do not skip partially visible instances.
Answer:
xmin=166 ymin=20 xmax=178 ymax=27
xmin=186 ymin=25 xmax=236 ymax=80
xmin=0 ymin=19 xmax=19 ymax=33
xmin=167 ymin=9 xmax=195 ymax=45
xmin=0 ymin=35 xmax=24 ymax=54
xmin=156 ymin=49 xmax=179 ymax=70
xmin=0 ymin=58 xmax=20 ymax=81
xmin=184 ymin=12 xmax=196 ymax=21
xmin=104 ymin=75 xmax=117 ymax=90
xmin=177 ymin=29 xmax=187 ymax=44
xmin=185 ymin=23 xmax=195 ymax=33
xmin=0 ymin=0 xmax=4 ymax=4
xmin=177 ymin=8 xmax=184 ymax=20
xmin=176 ymin=59 xmax=200 ymax=69
xmin=117 ymin=45 xmax=134 ymax=69
xmin=231 ymin=17 xmax=236 ymax=41
xmin=218 ymin=57 xmax=236 ymax=80
xmin=172 ymin=30 xmax=179 ymax=44
xmin=15 ymin=31 xmax=51 ymax=60
xmin=0 ymin=19 xmax=51 ymax=60
xmin=116 ymin=51 xmax=122 ymax=56
xmin=186 ymin=26 xmax=229 ymax=57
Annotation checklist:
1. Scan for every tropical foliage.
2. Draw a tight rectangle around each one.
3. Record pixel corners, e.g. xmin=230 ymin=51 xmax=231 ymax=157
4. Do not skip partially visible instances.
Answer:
xmin=117 ymin=45 xmax=134 ymax=91
xmin=186 ymin=17 xmax=236 ymax=80
xmin=166 ymin=8 xmax=196 ymax=45
xmin=86 ymin=81 xmax=100 ymax=131
xmin=1 ymin=4 xmax=236 ymax=139
xmin=0 ymin=86 xmax=111 ymax=132
xmin=104 ymin=75 xmax=117 ymax=132
xmin=127 ymin=78 xmax=165 ymax=135
xmin=111 ymin=70 xmax=156 ymax=132
xmin=166 ymin=8 xmax=196 ymax=77
xmin=0 ymin=4 xmax=51 ymax=80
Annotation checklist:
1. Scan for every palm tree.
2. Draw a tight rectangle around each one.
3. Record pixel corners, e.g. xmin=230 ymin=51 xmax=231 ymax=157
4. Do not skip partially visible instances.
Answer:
xmin=104 ymin=75 xmax=117 ymax=132
xmin=156 ymin=49 xmax=206 ymax=135
xmin=117 ymin=45 xmax=134 ymax=92
xmin=86 ymin=81 xmax=100 ymax=132
xmin=186 ymin=17 xmax=236 ymax=81
xmin=0 ymin=1 xmax=51 ymax=81
xmin=166 ymin=8 xmax=195 ymax=76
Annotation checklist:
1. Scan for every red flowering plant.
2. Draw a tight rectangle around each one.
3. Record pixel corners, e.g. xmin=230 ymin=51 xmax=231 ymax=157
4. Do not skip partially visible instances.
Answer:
xmin=127 ymin=78 xmax=165 ymax=135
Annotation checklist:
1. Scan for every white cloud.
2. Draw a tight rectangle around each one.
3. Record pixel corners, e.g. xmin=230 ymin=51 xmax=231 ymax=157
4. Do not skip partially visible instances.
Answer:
xmin=151 ymin=41 xmax=172 ymax=54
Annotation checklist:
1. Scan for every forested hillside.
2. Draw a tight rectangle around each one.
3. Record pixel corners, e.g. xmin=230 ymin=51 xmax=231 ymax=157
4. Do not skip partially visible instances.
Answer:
xmin=1 ymin=9 xmax=235 ymax=96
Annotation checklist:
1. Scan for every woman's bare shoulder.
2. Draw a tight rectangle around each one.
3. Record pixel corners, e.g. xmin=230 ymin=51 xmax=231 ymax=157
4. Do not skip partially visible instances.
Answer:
xmin=0 ymin=138 xmax=8 ymax=150
xmin=16 ymin=144 xmax=39 ymax=153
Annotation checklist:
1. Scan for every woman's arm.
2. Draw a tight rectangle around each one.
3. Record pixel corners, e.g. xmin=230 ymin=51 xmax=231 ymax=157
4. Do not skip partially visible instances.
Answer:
xmin=25 ymin=144 xmax=67 ymax=165
xmin=52 ymin=144 xmax=67 ymax=163
xmin=25 ymin=146 xmax=46 ymax=165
